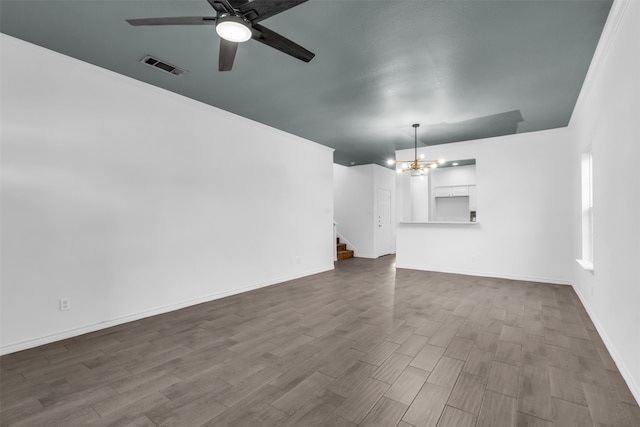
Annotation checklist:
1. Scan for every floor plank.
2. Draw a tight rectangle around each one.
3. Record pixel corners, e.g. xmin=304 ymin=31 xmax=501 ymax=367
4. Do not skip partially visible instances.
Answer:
xmin=384 ymin=365 xmax=430 ymax=406
xmin=271 ymin=371 xmax=334 ymax=415
xmin=371 ymin=352 xmax=412 ymax=384
xmin=332 ymin=377 xmax=389 ymax=424
xmin=436 ymin=405 xmax=476 ymax=427
xmin=583 ymin=382 xmax=632 ymax=427
xmin=487 ymin=360 xmax=519 ymax=397
xmin=359 ymin=396 xmax=407 ymax=427
xmin=552 ymin=397 xmax=594 ymax=427
xmin=447 ymin=372 xmax=486 ymax=414
xmin=402 ymin=382 xmax=451 ymax=427
xmin=477 ymin=390 xmax=517 ymax=427
xmin=426 ymin=356 xmax=464 ymax=389
xmin=410 ymin=343 xmax=446 ymax=372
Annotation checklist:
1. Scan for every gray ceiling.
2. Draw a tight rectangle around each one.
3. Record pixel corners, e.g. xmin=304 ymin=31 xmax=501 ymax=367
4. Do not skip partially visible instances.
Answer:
xmin=0 ymin=0 xmax=612 ymax=166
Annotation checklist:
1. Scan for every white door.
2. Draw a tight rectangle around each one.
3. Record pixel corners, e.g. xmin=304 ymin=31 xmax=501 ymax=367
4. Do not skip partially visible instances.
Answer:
xmin=377 ymin=188 xmax=392 ymax=256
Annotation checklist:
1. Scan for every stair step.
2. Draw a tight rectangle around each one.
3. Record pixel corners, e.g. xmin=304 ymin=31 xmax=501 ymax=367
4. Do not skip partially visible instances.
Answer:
xmin=336 ymin=237 xmax=353 ymax=260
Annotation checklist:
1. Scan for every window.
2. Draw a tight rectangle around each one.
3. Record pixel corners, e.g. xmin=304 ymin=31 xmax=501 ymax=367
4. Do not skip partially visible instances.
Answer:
xmin=577 ymin=151 xmax=594 ymax=272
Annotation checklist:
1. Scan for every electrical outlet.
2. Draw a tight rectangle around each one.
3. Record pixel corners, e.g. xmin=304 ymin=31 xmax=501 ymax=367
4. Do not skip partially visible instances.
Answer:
xmin=59 ymin=298 xmax=71 ymax=311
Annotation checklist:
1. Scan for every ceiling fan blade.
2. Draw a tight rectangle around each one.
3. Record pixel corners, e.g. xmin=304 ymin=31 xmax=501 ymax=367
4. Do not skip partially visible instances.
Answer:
xmin=252 ymin=23 xmax=314 ymax=63
xmin=239 ymin=0 xmax=309 ymax=23
xmin=126 ymin=17 xmax=216 ymax=26
xmin=227 ymin=0 xmax=250 ymax=8
xmin=206 ymin=0 xmax=237 ymax=14
xmin=219 ymin=39 xmax=239 ymax=71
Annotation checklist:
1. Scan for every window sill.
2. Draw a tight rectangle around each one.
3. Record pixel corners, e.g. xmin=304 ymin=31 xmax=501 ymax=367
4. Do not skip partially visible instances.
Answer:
xmin=576 ymin=259 xmax=594 ymax=273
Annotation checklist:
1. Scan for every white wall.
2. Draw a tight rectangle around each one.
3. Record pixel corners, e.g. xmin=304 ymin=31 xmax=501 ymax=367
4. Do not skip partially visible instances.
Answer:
xmin=409 ymin=176 xmax=430 ymax=222
xmin=396 ymin=127 xmax=574 ymax=284
xmin=431 ymin=165 xmax=476 ymax=188
xmin=568 ymin=0 xmax=640 ymax=402
xmin=333 ymin=164 xmax=396 ymax=258
xmin=0 ymin=35 xmax=335 ymax=354
xmin=433 ymin=198 xmax=470 ymax=222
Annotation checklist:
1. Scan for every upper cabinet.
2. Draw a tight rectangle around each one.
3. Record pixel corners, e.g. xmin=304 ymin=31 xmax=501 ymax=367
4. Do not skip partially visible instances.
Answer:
xmin=451 ymin=186 xmax=469 ymax=197
xmin=435 ymin=185 xmax=469 ymax=197
xmin=434 ymin=187 xmax=452 ymax=198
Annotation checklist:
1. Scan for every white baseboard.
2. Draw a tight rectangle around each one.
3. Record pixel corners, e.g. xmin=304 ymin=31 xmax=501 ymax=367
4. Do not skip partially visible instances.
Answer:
xmin=394 ymin=263 xmax=571 ymax=285
xmin=354 ymin=253 xmax=396 ymax=260
xmin=354 ymin=253 xmax=377 ymax=259
xmin=572 ymin=285 xmax=640 ymax=405
xmin=0 ymin=264 xmax=334 ymax=356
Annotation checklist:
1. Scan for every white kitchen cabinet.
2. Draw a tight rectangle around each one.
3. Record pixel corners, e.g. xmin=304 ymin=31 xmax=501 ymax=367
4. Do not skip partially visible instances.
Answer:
xmin=434 ymin=187 xmax=452 ymax=198
xmin=451 ymin=186 xmax=469 ymax=197
xmin=435 ymin=185 xmax=469 ymax=197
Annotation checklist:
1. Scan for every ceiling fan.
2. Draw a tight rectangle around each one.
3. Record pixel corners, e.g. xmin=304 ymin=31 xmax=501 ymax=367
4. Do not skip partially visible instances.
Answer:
xmin=126 ymin=0 xmax=315 ymax=71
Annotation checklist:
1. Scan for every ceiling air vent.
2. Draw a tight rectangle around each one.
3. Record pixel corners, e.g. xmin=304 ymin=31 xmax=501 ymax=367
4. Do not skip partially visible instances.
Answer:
xmin=140 ymin=55 xmax=188 ymax=77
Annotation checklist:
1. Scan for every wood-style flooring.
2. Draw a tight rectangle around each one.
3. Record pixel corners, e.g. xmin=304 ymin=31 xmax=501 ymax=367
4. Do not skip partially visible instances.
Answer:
xmin=1 ymin=256 xmax=638 ymax=426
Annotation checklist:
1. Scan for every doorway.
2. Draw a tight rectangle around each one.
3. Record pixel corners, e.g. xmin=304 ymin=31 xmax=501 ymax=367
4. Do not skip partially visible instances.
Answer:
xmin=376 ymin=188 xmax=392 ymax=256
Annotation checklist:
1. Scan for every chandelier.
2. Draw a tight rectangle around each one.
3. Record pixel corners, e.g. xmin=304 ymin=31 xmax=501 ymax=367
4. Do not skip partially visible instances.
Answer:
xmin=388 ymin=124 xmax=444 ymax=174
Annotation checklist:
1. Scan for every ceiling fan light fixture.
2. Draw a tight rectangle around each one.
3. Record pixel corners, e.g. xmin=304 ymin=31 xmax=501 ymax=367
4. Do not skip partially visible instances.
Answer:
xmin=216 ymin=15 xmax=252 ymax=42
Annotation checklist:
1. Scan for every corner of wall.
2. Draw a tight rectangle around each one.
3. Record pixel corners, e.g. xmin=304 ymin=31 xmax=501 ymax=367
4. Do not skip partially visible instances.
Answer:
xmin=567 ymin=0 xmax=640 ymax=405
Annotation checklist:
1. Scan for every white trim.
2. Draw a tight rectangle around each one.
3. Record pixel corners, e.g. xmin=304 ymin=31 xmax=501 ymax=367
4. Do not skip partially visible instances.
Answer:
xmin=353 ymin=253 xmax=378 ymax=259
xmin=576 ymin=258 xmax=594 ymax=273
xmin=0 ymin=264 xmax=334 ymax=356
xmin=572 ymin=285 xmax=640 ymax=405
xmin=395 ymin=263 xmax=571 ymax=285
xmin=570 ymin=0 xmax=631 ymax=126
xmin=333 ymin=222 xmax=338 ymax=261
